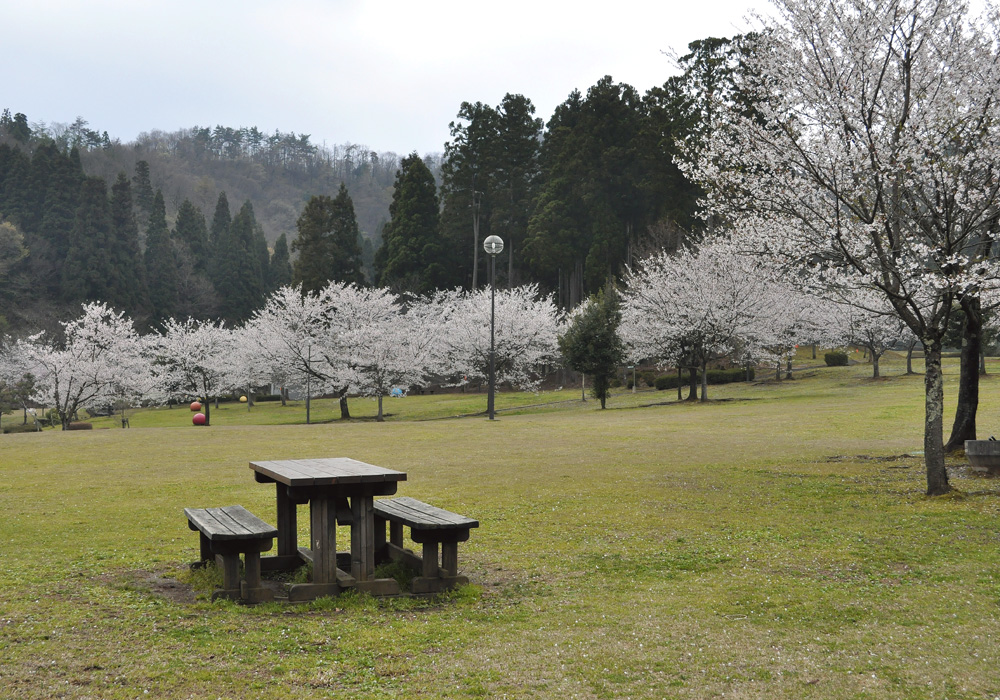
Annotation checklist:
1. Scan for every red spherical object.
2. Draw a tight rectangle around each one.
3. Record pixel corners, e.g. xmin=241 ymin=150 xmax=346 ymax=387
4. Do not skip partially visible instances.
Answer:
xmin=192 ymin=413 xmax=207 ymax=426
xmin=190 ymin=401 xmax=202 ymax=412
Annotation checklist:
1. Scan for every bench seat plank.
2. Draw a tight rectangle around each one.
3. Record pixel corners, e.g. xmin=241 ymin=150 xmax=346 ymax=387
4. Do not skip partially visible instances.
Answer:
xmin=185 ymin=505 xmax=278 ymax=541
xmin=374 ymin=497 xmax=479 ymax=530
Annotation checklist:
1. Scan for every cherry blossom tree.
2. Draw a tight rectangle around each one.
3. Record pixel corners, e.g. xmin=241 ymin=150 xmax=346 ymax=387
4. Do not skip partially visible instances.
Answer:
xmin=434 ymin=285 xmax=560 ymax=396
xmin=333 ymin=287 xmax=444 ymax=421
xmin=621 ymin=237 xmax=815 ymax=400
xmin=152 ymin=318 xmax=234 ymax=425
xmin=20 ymin=302 xmax=142 ymax=429
xmin=821 ymin=290 xmax=909 ymax=379
xmin=247 ymin=285 xmax=341 ymax=418
xmin=684 ymin=0 xmax=1000 ymax=494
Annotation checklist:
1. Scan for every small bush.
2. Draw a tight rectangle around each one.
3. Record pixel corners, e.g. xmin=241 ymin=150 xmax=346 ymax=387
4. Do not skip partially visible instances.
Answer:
xmin=3 ymin=424 xmax=38 ymax=434
xmin=254 ymin=394 xmax=283 ymax=402
xmin=825 ymin=351 xmax=850 ymax=366
xmin=654 ymin=374 xmax=679 ymax=390
xmin=653 ymin=368 xmax=753 ymax=390
xmin=67 ymin=422 xmax=93 ymax=430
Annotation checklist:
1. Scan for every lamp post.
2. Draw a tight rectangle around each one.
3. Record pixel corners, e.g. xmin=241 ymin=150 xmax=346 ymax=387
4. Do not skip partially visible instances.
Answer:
xmin=483 ymin=235 xmax=504 ymax=420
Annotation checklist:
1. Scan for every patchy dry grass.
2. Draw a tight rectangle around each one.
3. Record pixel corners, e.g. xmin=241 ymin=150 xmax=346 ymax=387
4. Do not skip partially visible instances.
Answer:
xmin=2 ymin=354 xmax=1000 ymax=698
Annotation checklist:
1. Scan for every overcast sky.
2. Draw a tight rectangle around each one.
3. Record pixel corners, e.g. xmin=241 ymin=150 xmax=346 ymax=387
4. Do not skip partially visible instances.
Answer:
xmin=3 ymin=0 xmax=760 ymax=156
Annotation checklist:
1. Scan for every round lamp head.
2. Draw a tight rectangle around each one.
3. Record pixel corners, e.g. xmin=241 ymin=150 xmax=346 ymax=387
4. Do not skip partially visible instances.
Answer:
xmin=483 ymin=235 xmax=504 ymax=256
xmin=190 ymin=401 xmax=202 ymax=412
xmin=240 ymin=395 xmax=248 ymax=403
xmin=192 ymin=413 xmax=207 ymax=426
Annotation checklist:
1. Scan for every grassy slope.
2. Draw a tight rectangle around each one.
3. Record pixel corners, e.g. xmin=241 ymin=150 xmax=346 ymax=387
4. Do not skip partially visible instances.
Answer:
xmin=2 ymin=355 xmax=1000 ymax=698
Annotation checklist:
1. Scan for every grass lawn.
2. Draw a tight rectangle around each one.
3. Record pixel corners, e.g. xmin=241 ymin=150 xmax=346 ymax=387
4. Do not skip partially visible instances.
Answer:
xmin=3 ymin=353 xmax=1000 ymax=698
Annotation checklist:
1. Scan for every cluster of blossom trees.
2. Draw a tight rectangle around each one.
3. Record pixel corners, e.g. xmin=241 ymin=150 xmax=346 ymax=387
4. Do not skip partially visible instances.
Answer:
xmin=0 ymin=283 xmax=563 ymax=427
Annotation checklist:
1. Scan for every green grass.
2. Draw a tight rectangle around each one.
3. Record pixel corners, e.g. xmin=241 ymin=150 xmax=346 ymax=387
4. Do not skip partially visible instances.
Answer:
xmin=3 ymin=353 xmax=1000 ymax=698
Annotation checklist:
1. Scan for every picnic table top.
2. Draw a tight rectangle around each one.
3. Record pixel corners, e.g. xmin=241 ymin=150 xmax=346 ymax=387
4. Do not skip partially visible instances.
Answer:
xmin=249 ymin=457 xmax=407 ymax=487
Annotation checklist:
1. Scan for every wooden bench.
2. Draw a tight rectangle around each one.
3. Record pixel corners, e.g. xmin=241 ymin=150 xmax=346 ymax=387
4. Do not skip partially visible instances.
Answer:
xmin=374 ymin=497 xmax=478 ymax=594
xmin=184 ymin=505 xmax=278 ymax=603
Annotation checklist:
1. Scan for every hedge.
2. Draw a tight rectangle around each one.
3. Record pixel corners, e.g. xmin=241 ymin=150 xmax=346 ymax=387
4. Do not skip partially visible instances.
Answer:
xmin=825 ymin=351 xmax=850 ymax=366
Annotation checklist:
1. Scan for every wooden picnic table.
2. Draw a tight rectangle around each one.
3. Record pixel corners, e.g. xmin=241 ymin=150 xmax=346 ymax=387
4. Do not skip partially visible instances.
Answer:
xmin=250 ymin=458 xmax=406 ymax=600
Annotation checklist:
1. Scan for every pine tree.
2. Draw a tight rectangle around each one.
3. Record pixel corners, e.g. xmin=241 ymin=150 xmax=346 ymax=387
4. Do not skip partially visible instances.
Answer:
xmin=268 ymin=233 xmax=293 ymax=291
xmin=62 ymin=176 xmax=114 ymax=303
xmin=558 ymin=287 xmax=625 ymax=409
xmin=106 ymin=173 xmax=149 ymax=314
xmin=291 ymin=184 xmax=365 ymax=292
xmin=216 ymin=200 xmax=266 ymax=323
xmin=208 ymin=191 xmax=232 ymax=283
xmin=173 ymin=199 xmax=210 ymax=272
xmin=376 ymin=154 xmax=445 ymax=294
xmin=132 ymin=160 xmax=154 ymax=227
xmin=144 ymin=190 xmax=179 ymax=323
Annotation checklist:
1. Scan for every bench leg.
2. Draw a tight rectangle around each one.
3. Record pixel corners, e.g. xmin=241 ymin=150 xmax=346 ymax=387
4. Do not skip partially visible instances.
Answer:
xmin=211 ymin=553 xmax=242 ymax=601
xmin=240 ymin=552 xmax=274 ymax=603
xmin=441 ymin=542 xmax=458 ymax=578
xmin=390 ymin=521 xmax=403 ymax=548
xmin=422 ymin=541 xmax=438 ymax=578
xmin=199 ymin=533 xmax=213 ymax=565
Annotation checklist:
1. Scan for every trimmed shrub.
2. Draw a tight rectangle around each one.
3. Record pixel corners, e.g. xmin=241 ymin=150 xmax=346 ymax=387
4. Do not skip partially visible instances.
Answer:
xmin=652 ymin=367 xmax=753 ymax=390
xmin=825 ymin=351 xmax=850 ymax=366
xmin=254 ymin=394 xmax=283 ymax=402
xmin=67 ymin=422 xmax=93 ymax=430
xmin=3 ymin=424 xmax=38 ymax=434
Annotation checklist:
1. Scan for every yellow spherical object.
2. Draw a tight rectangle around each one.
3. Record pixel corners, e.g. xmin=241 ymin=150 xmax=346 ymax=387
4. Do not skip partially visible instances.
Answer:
xmin=240 ymin=395 xmax=248 ymax=403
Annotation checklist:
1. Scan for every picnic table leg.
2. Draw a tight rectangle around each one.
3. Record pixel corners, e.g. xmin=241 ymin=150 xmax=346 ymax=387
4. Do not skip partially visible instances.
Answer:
xmin=350 ymin=495 xmax=375 ymax=582
xmin=441 ymin=542 xmax=458 ymax=578
xmin=276 ymin=484 xmax=297 ymax=557
xmin=310 ymin=494 xmax=338 ymax=585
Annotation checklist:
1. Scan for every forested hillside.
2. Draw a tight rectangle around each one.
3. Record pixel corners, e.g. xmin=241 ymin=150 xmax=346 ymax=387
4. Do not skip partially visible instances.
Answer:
xmin=0 ymin=34 xmax=748 ymax=333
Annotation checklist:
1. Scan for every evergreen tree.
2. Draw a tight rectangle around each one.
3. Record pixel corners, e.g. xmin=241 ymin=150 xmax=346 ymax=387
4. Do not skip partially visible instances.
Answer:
xmin=173 ymin=199 xmax=210 ymax=272
xmin=375 ymin=153 xmax=445 ymax=294
xmin=106 ymin=173 xmax=149 ymax=314
xmin=132 ymin=160 xmax=154 ymax=227
xmin=208 ymin=191 xmax=232 ymax=282
xmin=291 ymin=184 xmax=365 ymax=292
xmin=216 ymin=200 xmax=267 ymax=323
xmin=62 ymin=176 xmax=114 ymax=303
xmin=268 ymin=232 xmax=293 ymax=291
xmin=144 ymin=190 xmax=179 ymax=322
xmin=558 ymin=287 xmax=625 ymax=409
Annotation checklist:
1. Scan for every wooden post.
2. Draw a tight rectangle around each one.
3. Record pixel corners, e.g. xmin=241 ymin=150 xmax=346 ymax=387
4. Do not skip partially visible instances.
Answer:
xmin=351 ymin=495 xmax=375 ymax=582
xmin=275 ymin=484 xmax=297 ymax=557
xmin=422 ymin=541 xmax=438 ymax=578
xmin=310 ymin=495 xmax=337 ymax=584
xmin=441 ymin=542 xmax=458 ymax=577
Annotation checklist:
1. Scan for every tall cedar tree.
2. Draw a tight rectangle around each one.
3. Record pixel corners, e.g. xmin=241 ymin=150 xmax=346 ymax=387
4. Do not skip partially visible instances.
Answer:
xmin=62 ymin=176 xmax=115 ymax=303
xmin=439 ymin=94 xmax=542 ymax=290
xmin=132 ymin=160 xmax=154 ymax=228
xmin=208 ymin=191 xmax=232 ymax=279
xmin=558 ymin=287 xmax=625 ymax=409
xmin=216 ymin=200 xmax=267 ymax=323
xmin=106 ymin=173 xmax=149 ymax=314
xmin=173 ymin=199 xmax=210 ymax=272
xmin=292 ymin=183 xmax=364 ymax=292
xmin=30 ymin=144 xmax=83 ymax=296
xmin=375 ymin=153 xmax=445 ymax=294
xmin=524 ymin=78 xmax=644 ymax=306
xmin=144 ymin=190 xmax=179 ymax=323
xmin=268 ymin=232 xmax=293 ymax=291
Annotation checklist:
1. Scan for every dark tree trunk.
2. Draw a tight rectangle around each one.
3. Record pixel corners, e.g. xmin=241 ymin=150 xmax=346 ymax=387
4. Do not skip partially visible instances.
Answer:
xmin=944 ymin=297 xmax=982 ymax=453
xmin=677 ymin=367 xmax=682 ymax=401
xmin=785 ymin=356 xmax=793 ymax=380
xmin=871 ymin=347 xmax=880 ymax=378
xmin=339 ymin=391 xmax=350 ymax=419
xmin=906 ymin=342 xmax=917 ymax=374
xmin=686 ymin=367 xmax=698 ymax=401
xmin=924 ymin=339 xmax=951 ymax=496
xmin=377 ymin=394 xmax=384 ymax=422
